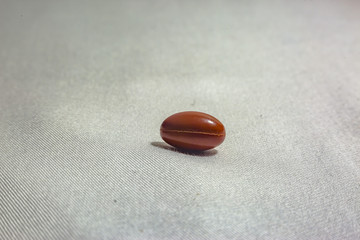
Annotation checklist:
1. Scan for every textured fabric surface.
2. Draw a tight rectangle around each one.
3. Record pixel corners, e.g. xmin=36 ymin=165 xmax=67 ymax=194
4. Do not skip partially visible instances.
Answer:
xmin=1 ymin=0 xmax=360 ymax=239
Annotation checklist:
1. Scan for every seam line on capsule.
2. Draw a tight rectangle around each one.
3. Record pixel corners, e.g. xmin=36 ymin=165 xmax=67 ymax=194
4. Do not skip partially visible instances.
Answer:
xmin=162 ymin=129 xmax=225 ymax=136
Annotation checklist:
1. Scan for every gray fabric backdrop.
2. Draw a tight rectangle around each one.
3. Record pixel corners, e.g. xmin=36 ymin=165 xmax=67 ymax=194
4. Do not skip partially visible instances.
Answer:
xmin=1 ymin=0 xmax=360 ymax=239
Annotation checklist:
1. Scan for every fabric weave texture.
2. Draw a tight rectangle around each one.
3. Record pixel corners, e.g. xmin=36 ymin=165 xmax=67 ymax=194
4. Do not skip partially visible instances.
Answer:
xmin=0 ymin=0 xmax=360 ymax=239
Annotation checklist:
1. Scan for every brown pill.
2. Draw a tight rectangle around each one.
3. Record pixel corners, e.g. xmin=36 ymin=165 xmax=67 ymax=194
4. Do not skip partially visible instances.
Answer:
xmin=160 ymin=111 xmax=226 ymax=151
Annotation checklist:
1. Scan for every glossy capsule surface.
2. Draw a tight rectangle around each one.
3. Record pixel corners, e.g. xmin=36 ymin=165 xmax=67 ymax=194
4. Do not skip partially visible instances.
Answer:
xmin=160 ymin=111 xmax=226 ymax=151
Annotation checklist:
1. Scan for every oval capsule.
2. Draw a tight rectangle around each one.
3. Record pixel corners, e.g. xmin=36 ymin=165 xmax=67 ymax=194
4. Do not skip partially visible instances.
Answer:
xmin=160 ymin=111 xmax=226 ymax=151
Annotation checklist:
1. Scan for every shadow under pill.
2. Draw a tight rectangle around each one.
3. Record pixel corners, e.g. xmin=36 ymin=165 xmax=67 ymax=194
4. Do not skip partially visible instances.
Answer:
xmin=150 ymin=141 xmax=218 ymax=157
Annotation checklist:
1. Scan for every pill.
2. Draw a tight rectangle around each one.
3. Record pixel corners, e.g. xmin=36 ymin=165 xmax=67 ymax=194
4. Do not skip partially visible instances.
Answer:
xmin=160 ymin=111 xmax=226 ymax=151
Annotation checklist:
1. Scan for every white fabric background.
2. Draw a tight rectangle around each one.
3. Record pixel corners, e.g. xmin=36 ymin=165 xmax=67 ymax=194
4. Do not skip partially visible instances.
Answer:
xmin=1 ymin=0 xmax=360 ymax=239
